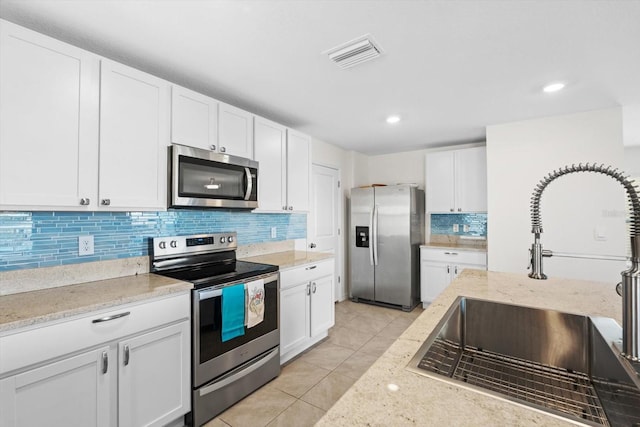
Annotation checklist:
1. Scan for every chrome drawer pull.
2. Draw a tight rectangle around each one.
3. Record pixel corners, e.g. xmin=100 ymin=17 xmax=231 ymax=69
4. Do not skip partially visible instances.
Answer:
xmin=92 ymin=311 xmax=130 ymax=323
xmin=123 ymin=345 xmax=130 ymax=366
xmin=305 ymin=265 xmax=317 ymax=270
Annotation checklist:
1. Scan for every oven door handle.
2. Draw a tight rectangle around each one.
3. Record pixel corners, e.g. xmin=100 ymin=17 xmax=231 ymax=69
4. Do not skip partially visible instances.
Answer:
xmin=199 ymin=288 xmax=223 ymax=300
xmin=244 ymin=167 xmax=253 ymax=201
xmin=198 ymin=347 xmax=279 ymax=397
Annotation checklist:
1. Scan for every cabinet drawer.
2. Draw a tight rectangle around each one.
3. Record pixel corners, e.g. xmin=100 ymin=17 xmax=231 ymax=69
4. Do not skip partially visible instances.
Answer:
xmin=0 ymin=292 xmax=190 ymax=376
xmin=280 ymin=259 xmax=334 ymax=290
xmin=420 ymin=248 xmax=487 ymax=266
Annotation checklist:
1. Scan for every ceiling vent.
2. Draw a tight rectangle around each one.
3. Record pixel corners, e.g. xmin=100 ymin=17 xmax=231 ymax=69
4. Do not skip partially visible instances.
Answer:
xmin=324 ymin=34 xmax=383 ymax=69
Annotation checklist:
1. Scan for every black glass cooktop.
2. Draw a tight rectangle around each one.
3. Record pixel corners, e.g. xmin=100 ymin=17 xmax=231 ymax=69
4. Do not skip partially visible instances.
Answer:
xmin=157 ymin=260 xmax=278 ymax=288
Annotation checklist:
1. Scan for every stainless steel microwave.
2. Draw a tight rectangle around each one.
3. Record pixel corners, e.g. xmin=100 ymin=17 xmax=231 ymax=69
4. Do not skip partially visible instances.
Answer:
xmin=169 ymin=144 xmax=258 ymax=209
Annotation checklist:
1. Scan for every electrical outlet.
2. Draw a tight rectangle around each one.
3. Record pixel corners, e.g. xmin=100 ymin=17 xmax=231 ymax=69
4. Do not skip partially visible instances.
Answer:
xmin=79 ymin=235 xmax=94 ymax=256
xmin=271 ymin=227 xmax=277 ymax=239
xmin=452 ymin=224 xmax=459 ymax=233
xmin=463 ymin=224 xmax=470 ymax=232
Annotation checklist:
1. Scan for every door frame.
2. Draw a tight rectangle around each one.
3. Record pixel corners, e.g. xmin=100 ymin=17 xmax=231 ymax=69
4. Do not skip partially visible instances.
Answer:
xmin=308 ymin=162 xmax=344 ymax=302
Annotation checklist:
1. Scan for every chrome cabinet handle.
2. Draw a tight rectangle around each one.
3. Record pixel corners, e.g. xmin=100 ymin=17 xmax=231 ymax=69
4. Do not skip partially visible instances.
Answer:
xmin=210 ymin=145 xmax=216 ymax=151
xmin=282 ymin=206 xmax=287 ymax=210
xmin=309 ymin=243 xmax=317 ymax=249
xmin=220 ymin=146 xmax=226 ymax=153
xmin=447 ymin=265 xmax=450 ymax=274
xmin=312 ymin=282 xmax=317 ymax=293
xmin=458 ymin=208 xmax=462 ymax=212
xmin=455 ymin=266 xmax=458 ymax=275
xmin=450 ymin=208 xmax=454 ymax=212
xmin=306 ymin=284 xmax=311 ymax=295
xmin=92 ymin=311 xmax=130 ymax=323
xmin=102 ymin=351 xmax=108 ymax=374
xmin=80 ymin=198 xmax=90 ymax=206
xmin=124 ymin=345 xmax=130 ymax=366
xmin=288 ymin=206 xmax=293 ymax=210
xmin=101 ymin=199 xmax=111 ymax=206
xmin=444 ymin=252 xmax=458 ymax=255
xmin=305 ymin=265 xmax=317 ymax=270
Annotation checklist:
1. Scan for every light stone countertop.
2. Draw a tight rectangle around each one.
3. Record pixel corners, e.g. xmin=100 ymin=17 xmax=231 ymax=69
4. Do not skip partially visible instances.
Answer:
xmin=0 ymin=273 xmax=192 ymax=333
xmin=317 ymin=269 xmax=622 ymax=427
xmin=240 ymin=250 xmax=334 ymax=270
xmin=421 ymin=242 xmax=487 ymax=252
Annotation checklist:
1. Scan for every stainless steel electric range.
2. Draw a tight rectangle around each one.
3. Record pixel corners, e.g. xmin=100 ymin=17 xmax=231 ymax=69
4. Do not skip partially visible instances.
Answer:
xmin=151 ymin=233 xmax=280 ymax=427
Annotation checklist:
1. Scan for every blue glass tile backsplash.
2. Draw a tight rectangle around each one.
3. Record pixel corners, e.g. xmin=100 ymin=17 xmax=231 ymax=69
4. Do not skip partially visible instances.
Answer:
xmin=430 ymin=213 xmax=487 ymax=237
xmin=0 ymin=211 xmax=306 ymax=271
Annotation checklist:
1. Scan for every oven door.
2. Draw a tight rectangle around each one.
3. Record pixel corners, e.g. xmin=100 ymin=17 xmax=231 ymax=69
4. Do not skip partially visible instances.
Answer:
xmin=170 ymin=144 xmax=258 ymax=209
xmin=193 ymin=272 xmax=279 ymax=387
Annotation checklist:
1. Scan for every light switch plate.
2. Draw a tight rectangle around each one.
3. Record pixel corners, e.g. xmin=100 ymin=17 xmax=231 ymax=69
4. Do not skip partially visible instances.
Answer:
xmin=79 ymin=235 xmax=94 ymax=256
xmin=271 ymin=227 xmax=277 ymax=239
xmin=463 ymin=224 xmax=470 ymax=232
xmin=452 ymin=224 xmax=459 ymax=233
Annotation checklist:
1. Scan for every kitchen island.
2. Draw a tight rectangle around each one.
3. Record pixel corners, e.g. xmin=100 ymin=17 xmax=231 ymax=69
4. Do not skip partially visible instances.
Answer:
xmin=317 ymin=269 xmax=623 ymax=426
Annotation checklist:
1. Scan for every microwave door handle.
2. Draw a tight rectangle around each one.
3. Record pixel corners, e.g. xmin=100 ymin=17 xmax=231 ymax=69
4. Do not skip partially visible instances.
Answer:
xmin=244 ymin=167 xmax=253 ymax=201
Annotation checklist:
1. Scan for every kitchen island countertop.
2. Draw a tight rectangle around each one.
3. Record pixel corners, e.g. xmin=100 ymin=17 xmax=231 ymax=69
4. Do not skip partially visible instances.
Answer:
xmin=317 ymin=269 xmax=622 ymax=426
xmin=0 ymin=274 xmax=192 ymax=333
xmin=240 ymin=250 xmax=334 ymax=270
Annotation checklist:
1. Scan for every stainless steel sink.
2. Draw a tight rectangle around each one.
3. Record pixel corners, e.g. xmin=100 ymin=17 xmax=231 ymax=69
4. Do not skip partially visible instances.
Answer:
xmin=407 ymin=297 xmax=640 ymax=426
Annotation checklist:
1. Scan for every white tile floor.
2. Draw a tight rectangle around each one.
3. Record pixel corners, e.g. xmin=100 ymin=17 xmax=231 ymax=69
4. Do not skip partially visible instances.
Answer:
xmin=205 ymin=300 xmax=423 ymax=427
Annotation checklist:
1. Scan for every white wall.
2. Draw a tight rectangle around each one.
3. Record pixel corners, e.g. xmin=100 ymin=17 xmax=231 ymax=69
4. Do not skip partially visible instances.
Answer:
xmin=367 ymin=149 xmax=427 ymax=189
xmin=487 ymin=108 xmax=627 ymax=283
xmin=310 ymin=137 xmax=353 ymax=301
xmin=623 ymin=104 xmax=640 ymax=146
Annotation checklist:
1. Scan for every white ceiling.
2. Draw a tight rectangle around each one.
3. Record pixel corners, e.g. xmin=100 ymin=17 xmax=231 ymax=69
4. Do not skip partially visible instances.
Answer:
xmin=1 ymin=0 xmax=639 ymax=154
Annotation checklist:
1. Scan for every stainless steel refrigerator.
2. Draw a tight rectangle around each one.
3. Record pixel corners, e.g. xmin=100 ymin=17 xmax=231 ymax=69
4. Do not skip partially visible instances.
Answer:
xmin=349 ymin=185 xmax=424 ymax=311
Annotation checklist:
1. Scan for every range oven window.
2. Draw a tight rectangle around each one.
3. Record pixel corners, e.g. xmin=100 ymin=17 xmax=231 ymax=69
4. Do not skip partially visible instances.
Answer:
xmin=178 ymin=155 xmax=257 ymax=201
xmin=198 ymin=278 xmax=278 ymax=363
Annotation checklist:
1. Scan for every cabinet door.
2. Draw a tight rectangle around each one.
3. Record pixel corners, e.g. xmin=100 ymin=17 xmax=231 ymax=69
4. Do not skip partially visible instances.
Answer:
xmin=425 ymin=151 xmax=455 ymax=212
xmin=254 ymin=117 xmax=287 ymax=211
xmin=455 ymin=146 xmax=487 ymax=212
xmin=310 ymin=275 xmax=335 ymax=337
xmin=420 ymin=261 xmax=452 ymax=303
xmin=99 ymin=59 xmax=169 ymax=210
xmin=171 ymin=85 xmax=218 ymax=151
xmin=118 ymin=321 xmax=190 ymax=427
xmin=0 ymin=20 xmax=99 ymax=209
xmin=286 ymin=129 xmax=311 ymax=212
xmin=218 ymin=102 xmax=253 ymax=158
xmin=0 ymin=347 xmax=112 ymax=427
xmin=280 ymin=283 xmax=310 ymax=355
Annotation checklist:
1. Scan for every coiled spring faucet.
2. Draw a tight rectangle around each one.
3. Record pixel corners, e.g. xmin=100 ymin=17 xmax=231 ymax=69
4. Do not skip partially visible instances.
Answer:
xmin=528 ymin=163 xmax=640 ymax=361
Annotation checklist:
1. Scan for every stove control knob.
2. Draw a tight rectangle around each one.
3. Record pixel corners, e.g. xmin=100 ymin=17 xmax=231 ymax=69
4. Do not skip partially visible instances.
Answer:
xmin=170 ymin=240 xmax=177 ymax=248
xmin=220 ymin=237 xmax=226 ymax=244
xmin=158 ymin=241 xmax=166 ymax=250
xmin=227 ymin=236 xmax=234 ymax=243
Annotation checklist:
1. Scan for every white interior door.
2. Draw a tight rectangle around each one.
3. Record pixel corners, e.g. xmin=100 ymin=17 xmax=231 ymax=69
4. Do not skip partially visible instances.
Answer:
xmin=308 ymin=164 xmax=341 ymax=300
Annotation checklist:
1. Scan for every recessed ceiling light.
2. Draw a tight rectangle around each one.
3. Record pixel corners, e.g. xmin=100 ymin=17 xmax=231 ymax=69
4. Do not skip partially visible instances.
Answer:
xmin=386 ymin=115 xmax=401 ymax=124
xmin=543 ymin=82 xmax=566 ymax=93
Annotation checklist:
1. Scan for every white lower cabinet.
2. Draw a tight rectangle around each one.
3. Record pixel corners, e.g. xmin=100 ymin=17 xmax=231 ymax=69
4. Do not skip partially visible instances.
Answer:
xmin=0 ymin=346 xmax=112 ymax=427
xmin=0 ymin=293 xmax=190 ymax=427
xmin=420 ymin=247 xmax=487 ymax=306
xmin=279 ymin=259 xmax=335 ymax=364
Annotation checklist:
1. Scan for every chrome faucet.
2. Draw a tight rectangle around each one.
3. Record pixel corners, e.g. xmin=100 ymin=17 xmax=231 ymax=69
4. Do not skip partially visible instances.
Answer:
xmin=528 ymin=163 xmax=640 ymax=361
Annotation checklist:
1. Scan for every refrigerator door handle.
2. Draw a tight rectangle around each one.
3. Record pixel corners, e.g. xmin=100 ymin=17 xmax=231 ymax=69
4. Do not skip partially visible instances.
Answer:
xmin=369 ymin=207 xmax=375 ymax=265
xmin=373 ymin=204 xmax=379 ymax=266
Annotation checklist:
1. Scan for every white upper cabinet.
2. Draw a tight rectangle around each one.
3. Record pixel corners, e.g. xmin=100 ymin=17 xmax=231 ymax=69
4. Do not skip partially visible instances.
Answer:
xmin=171 ymin=85 xmax=218 ymax=151
xmin=253 ymin=117 xmax=310 ymax=213
xmin=286 ymin=129 xmax=311 ymax=212
xmin=254 ymin=117 xmax=286 ymax=211
xmin=170 ymin=88 xmax=254 ymax=158
xmin=99 ymin=60 xmax=169 ymax=210
xmin=425 ymin=146 xmax=487 ymax=212
xmin=218 ymin=102 xmax=254 ymax=159
xmin=0 ymin=20 xmax=99 ymax=210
